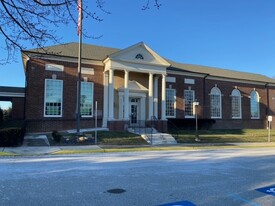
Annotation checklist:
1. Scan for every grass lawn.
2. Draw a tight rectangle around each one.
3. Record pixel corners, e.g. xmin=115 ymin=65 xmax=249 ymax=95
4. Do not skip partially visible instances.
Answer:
xmin=173 ymin=129 xmax=275 ymax=143
xmin=47 ymin=129 xmax=275 ymax=146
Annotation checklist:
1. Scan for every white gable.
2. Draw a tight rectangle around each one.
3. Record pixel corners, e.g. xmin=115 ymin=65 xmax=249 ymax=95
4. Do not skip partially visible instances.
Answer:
xmin=118 ymin=81 xmax=148 ymax=92
xmin=104 ymin=42 xmax=170 ymax=74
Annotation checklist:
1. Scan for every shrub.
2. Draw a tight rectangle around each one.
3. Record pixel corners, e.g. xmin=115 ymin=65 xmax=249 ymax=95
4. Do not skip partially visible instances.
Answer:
xmin=0 ymin=108 xmax=3 ymax=125
xmin=52 ymin=130 xmax=62 ymax=143
xmin=0 ymin=126 xmax=25 ymax=147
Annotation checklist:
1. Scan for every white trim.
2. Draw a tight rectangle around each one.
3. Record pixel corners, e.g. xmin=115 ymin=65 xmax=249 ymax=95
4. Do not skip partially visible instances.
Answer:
xmin=184 ymin=89 xmax=195 ymax=118
xmin=206 ymin=76 xmax=267 ymax=86
xmin=166 ymin=88 xmax=176 ymax=118
xmin=231 ymin=89 xmax=242 ymax=119
xmin=250 ymin=90 xmax=260 ymax=119
xmin=44 ymin=79 xmax=63 ymax=117
xmin=106 ymin=42 xmax=171 ymax=67
xmin=184 ymin=78 xmax=195 ymax=84
xmin=80 ymin=81 xmax=94 ymax=117
xmin=82 ymin=67 xmax=94 ymax=75
xmin=167 ymin=70 xmax=206 ymax=78
xmin=24 ymin=52 xmax=104 ymax=66
xmin=210 ymin=87 xmax=222 ymax=119
xmin=45 ymin=64 xmax=64 ymax=72
xmin=0 ymin=92 xmax=25 ymax=97
xmin=166 ymin=76 xmax=176 ymax=83
xmin=102 ymin=72 xmax=109 ymax=127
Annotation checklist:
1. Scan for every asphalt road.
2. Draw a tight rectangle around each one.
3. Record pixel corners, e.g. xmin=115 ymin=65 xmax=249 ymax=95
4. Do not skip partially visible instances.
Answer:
xmin=1 ymin=148 xmax=275 ymax=206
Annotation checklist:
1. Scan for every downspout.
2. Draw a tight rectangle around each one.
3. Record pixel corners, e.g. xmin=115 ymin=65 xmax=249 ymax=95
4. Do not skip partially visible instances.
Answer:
xmin=23 ymin=56 xmax=30 ymax=122
xmin=203 ymin=74 xmax=209 ymax=118
xmin=265 ymin=83 xmax=270 ymax=116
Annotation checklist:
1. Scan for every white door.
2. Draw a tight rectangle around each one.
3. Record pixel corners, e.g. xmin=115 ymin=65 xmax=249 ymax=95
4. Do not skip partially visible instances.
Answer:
xmin=130 ymin=98 xmax=140 ymax=126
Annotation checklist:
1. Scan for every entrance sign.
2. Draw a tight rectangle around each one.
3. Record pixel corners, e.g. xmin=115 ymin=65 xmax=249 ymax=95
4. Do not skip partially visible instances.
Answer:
xmin=256 ymin=186 xmax=275 ymax=196
xmin=267 ymin=116 xmax=272 ymax=142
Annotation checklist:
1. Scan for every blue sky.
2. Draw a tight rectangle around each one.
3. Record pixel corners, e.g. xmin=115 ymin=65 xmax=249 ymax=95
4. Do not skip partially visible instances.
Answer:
xmin=1 ymin=0 xmax=275 ymax=108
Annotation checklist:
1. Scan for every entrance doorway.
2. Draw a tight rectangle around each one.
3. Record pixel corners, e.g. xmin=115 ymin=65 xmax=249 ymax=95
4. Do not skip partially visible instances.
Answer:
xmin=130 ymin=98 xmax=140 ymax=126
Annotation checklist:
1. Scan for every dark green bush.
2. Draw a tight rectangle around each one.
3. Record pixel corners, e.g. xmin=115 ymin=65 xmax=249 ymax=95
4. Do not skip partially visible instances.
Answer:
xmin=0 ymin=127 xmax=25 ymax=147
xmin=0 ymin=108 xmax=3 ymax=125
xmin=52 ymin=130 xmax=62 ymax=143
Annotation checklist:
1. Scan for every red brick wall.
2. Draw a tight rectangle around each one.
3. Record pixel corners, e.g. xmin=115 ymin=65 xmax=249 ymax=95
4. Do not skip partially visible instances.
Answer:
xmin=166 ymin=73 xmax=275 ymax=130
xmin=25 ymin=58 xmax=104 ymax=132
xmin=11 ymin=97 xmax=25 ymax=120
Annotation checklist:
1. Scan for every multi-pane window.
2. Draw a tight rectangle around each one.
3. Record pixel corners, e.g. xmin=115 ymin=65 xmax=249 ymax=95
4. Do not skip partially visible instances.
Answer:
xmin=81 ymin=82 xmax=94 ymax=117
xmin=210 ymin=87 xmax=222 ymax=118
xmin=44 ymin=79 xmax=63 ymax=117
xmin=166 ymin=89 xmax=176 ymax=118
xmin=250 ymin=90 xmax=260 ymax=119
xmin=231 ymin=89 xmax=242 ymax=119
xmin=184 ymin=90 xmax=195 ymax=117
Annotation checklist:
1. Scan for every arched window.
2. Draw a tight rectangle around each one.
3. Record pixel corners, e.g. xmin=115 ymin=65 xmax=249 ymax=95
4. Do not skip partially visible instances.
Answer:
xmin=135 ymin=54 xmax=144 ymax=60
xmin=231 ymin=89 xmax=242 ymax=119
xmin=250 ymin=90 xmax=260 ymax=119
xmin=210 ymin=87 xmax=222 ymax=118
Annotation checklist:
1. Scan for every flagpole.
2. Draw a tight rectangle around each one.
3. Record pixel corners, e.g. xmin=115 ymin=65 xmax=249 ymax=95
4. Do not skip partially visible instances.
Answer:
xmin=76 ymin=0 xmax=83 ymax=133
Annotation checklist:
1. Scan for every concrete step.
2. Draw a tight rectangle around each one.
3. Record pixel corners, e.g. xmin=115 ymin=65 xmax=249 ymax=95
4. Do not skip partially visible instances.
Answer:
xmin=142 ymin=133 xmax=177 ymax=145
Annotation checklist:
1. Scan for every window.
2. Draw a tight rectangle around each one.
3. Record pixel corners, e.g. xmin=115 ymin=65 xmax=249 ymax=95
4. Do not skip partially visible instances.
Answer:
xmin=44 ymin=79 xmax=63 ymax=117
xmin=81 ymin=82 xmax=94 ymax=117
xmin=135 ymin=54 xmax=144 ymax=60
xmin=250 ymin=90 xmax=260 ymax=119
xmin=210 ymin=87 xmax=222 ymax=118
xmin=166 ymin=89 xmax=176 ymax=118
xmin=231 ymin=89 xmax=242 ymax=119
xmin=184 ymin=90 xmax=195 ymax=117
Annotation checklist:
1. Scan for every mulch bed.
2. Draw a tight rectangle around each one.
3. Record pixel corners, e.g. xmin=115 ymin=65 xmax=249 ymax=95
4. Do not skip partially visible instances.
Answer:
xmin=48 ymin=134 xmax=96 ymax=146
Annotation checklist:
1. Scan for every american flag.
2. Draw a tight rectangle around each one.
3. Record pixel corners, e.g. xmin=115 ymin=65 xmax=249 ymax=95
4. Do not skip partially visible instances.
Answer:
xmin=77 ymin=0 xmax=82 ymax=36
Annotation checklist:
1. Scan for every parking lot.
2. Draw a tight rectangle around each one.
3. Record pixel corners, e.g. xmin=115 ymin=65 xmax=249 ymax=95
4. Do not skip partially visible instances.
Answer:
xmin=1 ymin=148 xmax=275 ymax=205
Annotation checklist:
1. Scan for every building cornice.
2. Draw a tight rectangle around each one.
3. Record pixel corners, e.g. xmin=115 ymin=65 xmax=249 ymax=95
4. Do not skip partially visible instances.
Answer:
xmin=22 ymin=51 xmax=104 ymax=66
xmin=0 ymin=92 xmax=25 ymax=98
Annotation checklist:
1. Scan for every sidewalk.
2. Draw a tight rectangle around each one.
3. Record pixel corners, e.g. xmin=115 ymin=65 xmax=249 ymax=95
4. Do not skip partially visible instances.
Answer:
xmin=0 ymin=134 xmax=103 ymax=155
xmin=1 ymin=142 xmax=275 ymax=156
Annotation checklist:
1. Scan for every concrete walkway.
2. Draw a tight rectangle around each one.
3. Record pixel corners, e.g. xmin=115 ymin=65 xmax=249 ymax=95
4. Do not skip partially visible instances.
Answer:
xmin=0 ymin=134 xmax=103 ymax=155
xmin=1 ymin=145 xmax=103 ymax=155
xmin=1 ymin=142 xmax=275 ymax=156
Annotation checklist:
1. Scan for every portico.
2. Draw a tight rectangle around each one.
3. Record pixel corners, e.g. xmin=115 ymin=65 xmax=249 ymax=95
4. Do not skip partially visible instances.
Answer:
xmin=102 ymin=42 xmax=170 ymax=131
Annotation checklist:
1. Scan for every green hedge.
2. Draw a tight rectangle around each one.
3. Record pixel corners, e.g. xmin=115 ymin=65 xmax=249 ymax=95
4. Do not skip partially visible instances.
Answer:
xmin=0 ymin=121 xmax=26 ymax=147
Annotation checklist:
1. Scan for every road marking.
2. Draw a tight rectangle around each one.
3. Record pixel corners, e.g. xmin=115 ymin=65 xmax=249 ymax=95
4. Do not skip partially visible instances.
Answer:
xmin=158 ymin=200 xmax=196 ymax=206
xmin=256 ymin=185 xmax=275 ymax=196
xmin=228 ymin=193 xmax=260 ymax=206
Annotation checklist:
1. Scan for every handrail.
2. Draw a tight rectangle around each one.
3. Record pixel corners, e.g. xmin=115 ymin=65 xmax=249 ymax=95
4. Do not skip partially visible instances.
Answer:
xmin=167 ymin=119 xmax=179 ymax=139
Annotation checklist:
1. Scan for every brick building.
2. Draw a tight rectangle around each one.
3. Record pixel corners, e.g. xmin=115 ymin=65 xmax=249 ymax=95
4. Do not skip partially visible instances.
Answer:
xmin=21 ymin=42 xmax=275 ymax=132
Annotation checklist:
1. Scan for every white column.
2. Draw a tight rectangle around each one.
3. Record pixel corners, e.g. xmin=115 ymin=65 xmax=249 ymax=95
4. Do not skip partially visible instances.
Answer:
xmin=153 ymin=76 xmax=159 ymax=118
xmin=108 ymin=69 xmax=114 ymax=120
xmin=161 ymin=74 xmax=166 ymax=120
xmin=141 ymin=96 xmax=146 ymax=121
xmin=118 ymin=93 xmax=123 ymax=120
xmin=124 ymin=70 xmax=129 ymax=120
xmin=148 ymin=73 xmax=153 ymax=120
xmin=102 ymin=72 xmax=109 ymax=127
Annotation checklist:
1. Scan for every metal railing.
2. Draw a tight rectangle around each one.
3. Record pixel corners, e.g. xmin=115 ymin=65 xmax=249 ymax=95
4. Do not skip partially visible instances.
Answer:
xmin=167 ymin=119 xmax=179 ymax=139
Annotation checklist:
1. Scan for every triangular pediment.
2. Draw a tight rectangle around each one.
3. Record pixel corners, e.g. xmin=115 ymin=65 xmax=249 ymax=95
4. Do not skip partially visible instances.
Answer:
xmin=118 ymin=81 xmax=148 ymax=92
xmin=106 ymin=42 xmax=170 ymax=67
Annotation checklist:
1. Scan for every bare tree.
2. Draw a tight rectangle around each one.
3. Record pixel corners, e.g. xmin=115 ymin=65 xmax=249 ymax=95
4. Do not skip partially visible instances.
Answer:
xmin=0 ymin=0 xmax=161 ymax=64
